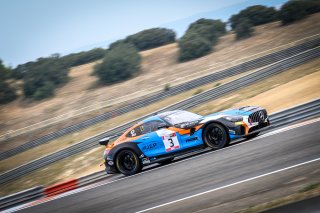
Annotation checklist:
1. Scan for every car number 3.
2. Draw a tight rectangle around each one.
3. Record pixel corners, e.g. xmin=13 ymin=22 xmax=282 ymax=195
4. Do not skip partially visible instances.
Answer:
xmin=162 ymin=133 xmax=180 ymax=152
xmin=168 ymin=138 xmax=174 ymax=147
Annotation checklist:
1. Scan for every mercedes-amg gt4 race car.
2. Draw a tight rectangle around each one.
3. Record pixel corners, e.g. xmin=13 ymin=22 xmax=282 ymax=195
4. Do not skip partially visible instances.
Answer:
xmin=99 ymin=107 xmax=270 ymax=176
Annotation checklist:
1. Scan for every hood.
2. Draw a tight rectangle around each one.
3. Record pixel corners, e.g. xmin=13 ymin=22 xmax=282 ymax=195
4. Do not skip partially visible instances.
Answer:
xmin=205 ymin=106 xmax=262 ymax=118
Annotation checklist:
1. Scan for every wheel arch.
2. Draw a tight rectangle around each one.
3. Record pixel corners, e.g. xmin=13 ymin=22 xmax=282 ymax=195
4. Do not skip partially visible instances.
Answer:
xmin=201 ymin=121 xmax=231 ymax=142
xmin=110 ymin=142 xmax=143 ymax=164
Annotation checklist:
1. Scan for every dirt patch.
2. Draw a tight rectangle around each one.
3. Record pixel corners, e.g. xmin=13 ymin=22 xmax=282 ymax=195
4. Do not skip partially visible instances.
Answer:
xmin=233 ymin=71 xmax=320 ymax=113
xmin=191 ymin=58 xmax=320 ymax=115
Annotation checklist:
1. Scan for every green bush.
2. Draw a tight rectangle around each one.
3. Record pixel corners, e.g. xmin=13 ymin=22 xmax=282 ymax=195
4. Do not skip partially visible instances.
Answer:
xmin=230 ymin=5 xmax=278 ymax=29
xmin=23 ymin=56 xmax=69 ymax=100
xmin=304 ymin=0 xmax=320 ymax=14
xmin=0 ymin=81 xmax=16 ymax=104
xmin=94 ymin=43 xmax=141 ymax=84
xmin=164 ymin=83 xmax=170 ymax=92
xmin=178 ymin=32 xmax=212 ymax=62
xmin=33 ymin=81 xmax=54 ymax=100
xmin=178 ymin=18 xmax=226 ymax=62
xmin=109 ymin=39 xmax=127 ymax=50
xmin=235 ymin=18 xmax=254 ymax=40
xmin=110 ymin=28 xmax=176 ymax=51
xmin=61 ymin=48 xmax=107 ymax=67
xmin=186 ymin=19 xmax=226 ymax=44
xmin=279 ymin=0 xmax=320 ymax=24
xmin=0 ymin=60 xmax=17 ymax=104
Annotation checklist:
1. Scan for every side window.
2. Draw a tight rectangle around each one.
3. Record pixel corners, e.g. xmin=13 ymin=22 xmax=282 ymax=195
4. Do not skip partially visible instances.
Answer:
xmin=126 ymin=121 xmax=167 ymax=137
xmin=140 ymin=122 xmax=155 ymax=135
xmin=126 ymin=126 xmax=142 ymax=137
xmin=149 ymin=121 xmax=167 ymax=132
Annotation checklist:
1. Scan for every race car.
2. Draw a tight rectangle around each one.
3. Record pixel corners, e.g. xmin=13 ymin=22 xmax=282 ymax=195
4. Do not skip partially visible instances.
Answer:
xmin=99 ymin=107 xmax=270 ymax=176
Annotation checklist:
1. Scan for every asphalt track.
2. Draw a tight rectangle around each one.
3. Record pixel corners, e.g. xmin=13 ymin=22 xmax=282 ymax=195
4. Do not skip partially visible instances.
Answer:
xmin=18 ymin=119 xmax=320 ymax=213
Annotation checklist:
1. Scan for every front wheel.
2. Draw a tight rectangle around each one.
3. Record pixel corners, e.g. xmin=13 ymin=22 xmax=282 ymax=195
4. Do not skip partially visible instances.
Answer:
xmin=203 ymin=123 xmax=229 ymax=149
xmin=115 ymin=149 xmax=142 ymax=176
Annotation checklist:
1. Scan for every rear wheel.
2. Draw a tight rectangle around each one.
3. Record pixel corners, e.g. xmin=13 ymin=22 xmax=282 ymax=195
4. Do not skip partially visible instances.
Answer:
xmin=203 ymin=123 xmax=229 ymax=149
xmin=115 ymin=149 xmax=142 ymax=176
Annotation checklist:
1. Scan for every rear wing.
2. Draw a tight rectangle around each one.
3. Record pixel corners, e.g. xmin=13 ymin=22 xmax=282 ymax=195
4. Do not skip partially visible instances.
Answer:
xmin=98 ymin=134 xmax=121 ymax=145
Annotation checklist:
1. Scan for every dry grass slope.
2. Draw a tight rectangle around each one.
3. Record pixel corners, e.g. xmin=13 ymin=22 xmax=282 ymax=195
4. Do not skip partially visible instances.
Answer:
xmin=0 ymin=13 xmax=319 ymax=148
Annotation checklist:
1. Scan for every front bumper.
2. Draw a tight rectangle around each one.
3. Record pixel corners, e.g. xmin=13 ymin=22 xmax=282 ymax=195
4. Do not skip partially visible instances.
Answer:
xmin=248 ymin=119 xmax=270 ymax=134
xmin=104 ymin=161 xmax=118 ymax=174
xmin=228 ymin=118 xmax=270 ymax=137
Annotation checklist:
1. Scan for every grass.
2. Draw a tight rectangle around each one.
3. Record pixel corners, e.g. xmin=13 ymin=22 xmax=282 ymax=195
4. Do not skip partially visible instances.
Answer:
xmin=299 ymin=183 xmax=320 ymax=193
xmin=191 ymin=58 xmax=320 ymax=115
xmin=0 ymin=58 xmax=319 ymax=197
xmin=1 ymin=13 xmax=320 ymax=146
xmin=234 ymin=182 xmax=320 ymax=213
xmin=0 ymin=146 xmax=105 ymax=197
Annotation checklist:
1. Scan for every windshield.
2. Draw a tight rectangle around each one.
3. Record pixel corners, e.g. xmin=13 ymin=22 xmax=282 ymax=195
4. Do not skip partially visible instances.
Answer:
xmin=160 ymin=110 xmax=203 ymax=125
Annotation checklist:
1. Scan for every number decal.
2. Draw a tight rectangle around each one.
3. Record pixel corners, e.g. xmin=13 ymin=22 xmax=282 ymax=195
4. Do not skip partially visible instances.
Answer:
xmin=130 ymin=129 xmax=136 ymax=137
xmin=168 ymin=138 xmax=174 ymax=147
xmin=162 ymin=133 xmax=180 ymax=152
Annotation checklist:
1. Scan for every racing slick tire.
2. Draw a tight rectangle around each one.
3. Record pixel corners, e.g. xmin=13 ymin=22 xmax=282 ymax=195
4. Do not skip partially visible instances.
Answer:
xmin=244 ymin=132 xmax=260 ymax=139
xmin=203 ymin=123 xmax=229 ymax=149
xmin=115 ymin=149 xmax=142 ymax=176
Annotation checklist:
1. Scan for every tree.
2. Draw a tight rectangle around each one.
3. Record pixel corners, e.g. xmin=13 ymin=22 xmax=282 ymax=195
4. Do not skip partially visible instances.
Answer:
xmin=177 ymin=18 xmax=226 ymax=62
xmin=186 ymin=18 xmax=226 ymax=44
xmin=122 ymin=28 xmax=176 ymax=51
xmin=279 ymin=0 xmax=320 ymax=25
xmin=61 ymin=48 xmax=107 ymax=67
xmin=33 ymin=81 xmax=55 ymax=100
xmin=23 ymin=56 xmax=69 ymax=100
xmin=109 ymin=39 xmax=127 ymax=50
xmin=0 ymin=60 xmax=16 ymax=104
xmin=303 ymin=0 xmax=320 ymax=14
xmin=211 ymin=19 xmax=227 ymax=36
xmin=93 ymin=43 xmax=141 ymax=84
xmin=230 ymin=5 xmax=278 ymax=29
xmin=178 ymin=32 xmax=212 ymax=62
xmin=235 ymin=18 xmax=254 ymax=40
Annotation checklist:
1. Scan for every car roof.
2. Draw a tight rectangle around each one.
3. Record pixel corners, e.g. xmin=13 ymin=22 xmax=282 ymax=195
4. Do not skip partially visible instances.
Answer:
xmin=157 ymin=110 xmax=185 ymax=118
xmin=141 ymin=115 xmax=164 ymax=123
xmin=141 ymin=110 xmax=185 ymax=123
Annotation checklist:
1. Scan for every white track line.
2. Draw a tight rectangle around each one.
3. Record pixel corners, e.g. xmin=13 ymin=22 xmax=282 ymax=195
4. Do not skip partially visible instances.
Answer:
xmin=136 ymin=157 xmax=320 ymax=213
xmin=5 ymin=117 xmax=320 ymax=213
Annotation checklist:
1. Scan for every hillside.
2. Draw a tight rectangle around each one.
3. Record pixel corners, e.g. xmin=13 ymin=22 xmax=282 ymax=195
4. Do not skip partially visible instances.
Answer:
xmin=1 ymin=13 xmax=320 ymax=139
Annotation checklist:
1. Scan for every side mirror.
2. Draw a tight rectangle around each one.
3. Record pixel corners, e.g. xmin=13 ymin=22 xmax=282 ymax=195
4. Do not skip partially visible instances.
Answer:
xmin=99 ymin=137 xmax=110 ymax=145
xmin=157 ymin=123 xmax=170 ymax=129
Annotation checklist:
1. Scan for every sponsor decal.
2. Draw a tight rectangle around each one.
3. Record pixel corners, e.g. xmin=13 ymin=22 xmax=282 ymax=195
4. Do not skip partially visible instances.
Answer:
xmin=142 ymin=143 xmax=157 ymax=150
xmin=186 ymin=137 xmax=198 ymax=142
xmin=229 ymin=130 xmax=236 ymax=134
xmin=142 ymin=157 xmax=151 ymax=164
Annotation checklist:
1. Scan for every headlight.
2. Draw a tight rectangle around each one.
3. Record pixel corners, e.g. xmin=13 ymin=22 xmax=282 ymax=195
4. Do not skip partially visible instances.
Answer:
xmin=223 ymin=116 xmax=243 ymax=122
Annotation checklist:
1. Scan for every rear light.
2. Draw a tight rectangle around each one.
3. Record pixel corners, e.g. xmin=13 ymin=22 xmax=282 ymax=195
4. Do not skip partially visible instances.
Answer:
xmin=103 ymin=149 xmax=110 ymax=159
